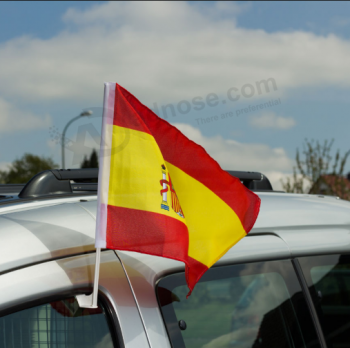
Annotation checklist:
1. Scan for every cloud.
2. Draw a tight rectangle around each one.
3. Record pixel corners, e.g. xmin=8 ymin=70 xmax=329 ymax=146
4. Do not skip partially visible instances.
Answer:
xmin=62 ymin=1 xmax=246 ymax=29
xmin=172 ymin=123 xmax=293 ymax=190
xmin=277 ymin=172 xmax=312 ymax=193
xmin=0 ymin=162 xmax=11 ymax=171
xmin=0 ymin=98 xmax=51 ymax=133
xmin=250 ymin=111 xmax=296 ymax=129
xmin=1 ymin=2 xmax=350 ymax=107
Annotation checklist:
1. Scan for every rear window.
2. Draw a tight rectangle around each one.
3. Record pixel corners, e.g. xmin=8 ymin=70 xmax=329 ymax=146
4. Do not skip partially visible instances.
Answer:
xmin=157 ymin=260 xmax=320 ymax=348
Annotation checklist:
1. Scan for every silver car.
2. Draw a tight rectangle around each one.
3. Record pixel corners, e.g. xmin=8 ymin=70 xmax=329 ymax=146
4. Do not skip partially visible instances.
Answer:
xmin=0 ymin=168 xmax=349 ymax=348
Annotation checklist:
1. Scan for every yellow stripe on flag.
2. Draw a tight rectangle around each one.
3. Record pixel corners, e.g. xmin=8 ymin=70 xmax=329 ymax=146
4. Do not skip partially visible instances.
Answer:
xmin=165 ymin=161 xmax=247 ymax=268
xmin=108 ymin=125 xmax=186 ymax=224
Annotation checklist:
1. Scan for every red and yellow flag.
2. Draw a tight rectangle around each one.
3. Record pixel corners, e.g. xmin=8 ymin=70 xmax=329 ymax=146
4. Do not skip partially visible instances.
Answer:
xmin=95 ymin=83 xmax=260 ymax=294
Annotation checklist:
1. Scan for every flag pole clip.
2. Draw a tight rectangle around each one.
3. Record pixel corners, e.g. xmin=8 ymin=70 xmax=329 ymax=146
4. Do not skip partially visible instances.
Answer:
xmin=76 ymin=248 xmax=101 ymax=308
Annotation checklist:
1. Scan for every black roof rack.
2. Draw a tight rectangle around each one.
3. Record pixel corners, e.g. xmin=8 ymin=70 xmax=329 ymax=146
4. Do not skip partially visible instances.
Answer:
xmin=227 ymin=171 xmax=273 ymax=191
xmin=1 ymin=168 xmax=274 ymax=204
xmin=18 ymin=169 xmax=98 ymax=198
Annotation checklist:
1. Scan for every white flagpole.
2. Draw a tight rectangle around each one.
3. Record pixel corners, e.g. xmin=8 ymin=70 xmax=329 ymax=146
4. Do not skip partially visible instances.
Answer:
xmin=76 ymin=248 xmax=101 ymax=308
xmin=91 ymin=247 xmax=101 ymax=307
xmin=76 ymin=83 xmax=113 ymax=309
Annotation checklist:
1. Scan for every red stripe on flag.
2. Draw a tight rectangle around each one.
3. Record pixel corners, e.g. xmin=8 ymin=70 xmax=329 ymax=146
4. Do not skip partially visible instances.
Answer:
xmin=106 ymin=205 xmax=208 ymax=293
xmin=186 ymin=256 xmax=209 ymax=296
xmin=113 ymin=87 xmax=152 ymax=135
xmin=106 ymin=205 xmax=189 ymax=262
xmin=114 ymin=84 xmax=260 ymax=233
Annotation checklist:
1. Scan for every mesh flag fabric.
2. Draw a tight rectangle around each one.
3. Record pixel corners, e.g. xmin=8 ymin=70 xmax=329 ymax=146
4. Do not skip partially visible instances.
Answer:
xmin=95 ymin=83 xmax=261 ymax=294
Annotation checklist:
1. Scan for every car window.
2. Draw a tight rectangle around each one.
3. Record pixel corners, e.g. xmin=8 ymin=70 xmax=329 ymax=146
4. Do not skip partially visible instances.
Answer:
xmin=157 ymin=260 xmax=320 ymax=348
xmin=299 ymin=254 xmax=350 ymax=348
xmin=0 ymin=297 xmax=115 ymax=348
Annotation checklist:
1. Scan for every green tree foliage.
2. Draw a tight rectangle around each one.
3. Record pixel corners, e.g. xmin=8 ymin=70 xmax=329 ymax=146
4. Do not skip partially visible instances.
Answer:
xmin=81 ymin=149 xmax=99 ymax=168
xmin=281 ymin=139 xmax=350 ymax=195
xmin=0 ymin=153 xmax=58 ymax=184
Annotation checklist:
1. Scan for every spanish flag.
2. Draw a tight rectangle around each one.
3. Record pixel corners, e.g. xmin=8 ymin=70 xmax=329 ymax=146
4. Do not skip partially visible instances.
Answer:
xmin=95 ymin=83 xmax=260 ymax=294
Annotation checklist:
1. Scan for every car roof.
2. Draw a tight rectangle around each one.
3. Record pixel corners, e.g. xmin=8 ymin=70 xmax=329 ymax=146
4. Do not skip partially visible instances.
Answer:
xmin=0 ymin=192 xmax=349 ymax=275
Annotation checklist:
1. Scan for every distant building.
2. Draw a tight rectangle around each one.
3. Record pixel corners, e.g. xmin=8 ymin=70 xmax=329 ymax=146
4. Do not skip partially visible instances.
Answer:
xmin=309 ymin=173 xmax=350 ymax=200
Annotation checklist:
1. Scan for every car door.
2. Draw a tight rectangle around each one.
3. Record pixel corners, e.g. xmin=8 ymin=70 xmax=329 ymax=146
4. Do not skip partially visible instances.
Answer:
xmin=298 ymin=253 xmax=350 ymax=348
xmin=0 ymin=250 xmax=150 ymax=348
xmin=118 ymin=235 xmax=325 ymax=348
xmin=157 ymin=258 xmax=322 ymax=348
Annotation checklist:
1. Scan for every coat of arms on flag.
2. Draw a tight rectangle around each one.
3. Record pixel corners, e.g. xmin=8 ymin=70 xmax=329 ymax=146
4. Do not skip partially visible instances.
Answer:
xmin=92 ymin=82 xmax=260 ymax=296
xmin=160 ymin=164 xmax=185 ymax=218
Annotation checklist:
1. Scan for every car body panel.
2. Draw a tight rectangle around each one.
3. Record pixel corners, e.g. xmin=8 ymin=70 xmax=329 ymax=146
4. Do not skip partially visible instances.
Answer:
xmin=253 ymin=192 xmax=350 ymax=230
xmin=273 ymin=227 xmax=350 ymax=257
xmin=1 ymin=192 xmax=349 ymax=275
xmin=0 ymin=200 xmax=96 ymax=273
xmin=0 ymin=191 xmax=350 ymax=347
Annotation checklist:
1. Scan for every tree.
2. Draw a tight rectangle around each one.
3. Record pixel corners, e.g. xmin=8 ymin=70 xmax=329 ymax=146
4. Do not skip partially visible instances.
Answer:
xmin=281 ymin=139 xmax=350 ymax=195
xmin=81 ymin=149 xmax=99 ymax=168
xmin=0 ymin=153 xmax=58 ymax=184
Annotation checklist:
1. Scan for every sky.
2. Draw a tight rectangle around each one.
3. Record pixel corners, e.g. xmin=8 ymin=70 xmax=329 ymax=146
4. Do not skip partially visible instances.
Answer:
xmin=0 ymin=1 xmax=349 ymax=190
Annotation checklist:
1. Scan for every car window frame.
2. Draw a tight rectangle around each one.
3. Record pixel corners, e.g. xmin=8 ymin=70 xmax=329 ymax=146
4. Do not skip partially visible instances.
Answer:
xmin=0 ymin=291 xmax=123 ymax=348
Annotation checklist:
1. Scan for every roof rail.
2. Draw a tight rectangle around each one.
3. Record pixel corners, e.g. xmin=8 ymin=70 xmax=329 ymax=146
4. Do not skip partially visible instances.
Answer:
xmin=18 ymin=169 xmax=98 ymax=198
xmin=15 ymin=168 xmax=271 ymax=200
xmin=227 ymin=171 xmax=273 ymax=191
